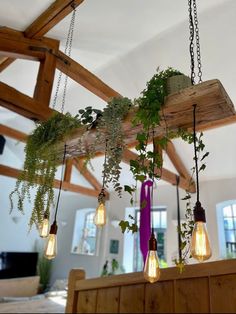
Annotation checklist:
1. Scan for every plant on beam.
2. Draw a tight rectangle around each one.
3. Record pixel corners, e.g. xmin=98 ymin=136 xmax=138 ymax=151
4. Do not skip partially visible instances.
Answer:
xmin=9 ymin=112 xmax=81 ymax=228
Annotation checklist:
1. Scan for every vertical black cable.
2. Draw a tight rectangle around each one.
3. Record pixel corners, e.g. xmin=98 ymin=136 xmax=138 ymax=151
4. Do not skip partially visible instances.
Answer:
xmin=176 ymin=175 xmax=182 ymax=260
xmin=151 ymin=130 xmax=156 ymax=231
xmin=193 ymin=104 xmax=199 ymax=202
xmin=54 ymin=144 xmax=67 ymax=222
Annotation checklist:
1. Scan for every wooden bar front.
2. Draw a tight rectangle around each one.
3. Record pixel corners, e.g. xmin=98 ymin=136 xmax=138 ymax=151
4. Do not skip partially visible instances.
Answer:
xmin=66 ymin=259 xmax=236 ymax=313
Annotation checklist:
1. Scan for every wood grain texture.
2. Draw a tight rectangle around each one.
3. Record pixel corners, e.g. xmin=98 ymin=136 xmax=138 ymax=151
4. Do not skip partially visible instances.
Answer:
xmin=24 ymin=0 xmax=85 ymax=39
xmin=145 ymin=281 xmax=174 ymax=313
xmin=64 ymin=80 xmax=235 ymax=160
xmin=175 ymin=277 xmax=209 ymax=313
xmin=96 ymin=287 xmax=119 ymax=313
xmin=66 ymin=269 xmax=85 ymax=313
xmin=210 ymin=274 xmax=236 ymax=313
xmin=56 ymin=51 xmax=121 ymax=101
xmin=77 ymin=290 xmax=97 ymax=314
xmin=0 ymin=81 xmax=53 ymax=121
xmin=119 ymin=284 xmax=145 ymax=313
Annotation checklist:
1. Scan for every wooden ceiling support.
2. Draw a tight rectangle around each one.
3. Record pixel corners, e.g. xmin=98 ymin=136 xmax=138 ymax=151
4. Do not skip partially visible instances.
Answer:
xmin=56 ymin=51 xmax=121 ymax=101
xmin=64 ymin=159 xmax=73 ymax=182
xmin=0 ymin=163 xmax=98 ymax=198
xmin=73 ymin=158 xmax=103 ymax=192
xmin=34 ymin=51 xmax=58 ymax=106
xmin=122 ymin=149 xmax=196 ymax=192
xmin=0 ymin=0 xmax=85 ymax=72
xmin=0 ymin=29 xmax=59 ymax=61
xmin=24 ymin=0 xmax=85 ymax=39
xmin=0 ymin=82 xmax=53 ymax=121
xmin=0 ymin=124 xmax=27 ymax=142
xmin=165 ymin=141 xmax=192 ymax=181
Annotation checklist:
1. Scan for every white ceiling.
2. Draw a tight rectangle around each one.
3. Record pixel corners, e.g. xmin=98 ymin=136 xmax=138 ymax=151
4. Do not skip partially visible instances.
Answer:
xmin=0 ymin=0 xmax=236 ymax=188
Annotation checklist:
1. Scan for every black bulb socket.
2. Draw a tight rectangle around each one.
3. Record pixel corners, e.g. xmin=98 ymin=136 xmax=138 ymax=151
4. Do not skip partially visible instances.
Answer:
xmin=149 ymin=232 xmax=157 ymax=251
xmin=193 ymin=201 xmax=206 ymax=223
xmin=49 ymin=220 xmax=58 ymax=235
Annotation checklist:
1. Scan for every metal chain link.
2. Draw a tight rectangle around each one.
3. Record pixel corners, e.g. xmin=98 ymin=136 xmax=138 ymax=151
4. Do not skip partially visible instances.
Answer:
xmin=193 ymin=0 xmax=202 ymax=83
xmin=188 ymin=0 xmax=203 ymax=85
xmin=52 ymin=6 xmax=77 ymax=113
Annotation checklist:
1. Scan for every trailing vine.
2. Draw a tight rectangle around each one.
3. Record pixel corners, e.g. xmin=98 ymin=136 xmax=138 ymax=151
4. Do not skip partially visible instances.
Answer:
xmin=174 ymin=130 xmax=209 ymax=271
xmin=10 ymin=112 xmax=81 ymax=228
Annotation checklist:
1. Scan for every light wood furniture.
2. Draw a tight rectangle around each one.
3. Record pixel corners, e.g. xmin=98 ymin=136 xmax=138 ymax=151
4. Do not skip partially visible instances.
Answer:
xmin=0 ymin=276 xmax=40 ymax=297
xmin=66 ymin=259 xmax=236 ymax=313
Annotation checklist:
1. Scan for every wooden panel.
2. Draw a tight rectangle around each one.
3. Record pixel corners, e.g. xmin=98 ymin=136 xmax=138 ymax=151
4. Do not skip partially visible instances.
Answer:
xmin=0 ymin=82 xmax=53 ymax=121
xmin=175 ymin=277 xmax=209 ymax=313
xmin=96 ymin=287 xmax=119 ymax=313
xmin=64 ymin=80 xmax=235 ymax=158
xmin=66 ymin=269 xmax=85 ymax=313
xmin=0 ymin=57 xmax=14 ymax=72
xmin=56 ymin=51 xmax=121 ymax=101
xmin=77 ymin=290 xmax=97 ymax=314
xmin=145 ymin=281 xmax=174 ymax=313
xmin=120 ymin=284 xmax=144 ymax=313
xmin=210 ymin=274 xmax=236 ymax=313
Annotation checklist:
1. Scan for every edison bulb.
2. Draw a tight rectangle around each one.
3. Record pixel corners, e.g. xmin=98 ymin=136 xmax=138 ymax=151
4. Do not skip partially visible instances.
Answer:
xmin=44 ymin=234 xmax=57 ymax=260
xmin=143 ymin=250 xmax=160 ymax=283
xmin=94 ymin=203 xmax=106 ymax=227
xmin=191 ymin=222 xmax=212 ymax=262
xmin=39 ymin=217 xmax=49 ymax=238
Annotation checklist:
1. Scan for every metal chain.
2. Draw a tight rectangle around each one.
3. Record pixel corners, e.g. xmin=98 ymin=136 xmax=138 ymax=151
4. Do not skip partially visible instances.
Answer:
xmin=188 ymin=0 xmax=202 ymax=85
xmin=193 ymin=0 xmax=202 ymax=83
xmin=52 ymin=6 xmax=77 ymax=113
xmin=188 ymin=0 xmax=195 ymax=85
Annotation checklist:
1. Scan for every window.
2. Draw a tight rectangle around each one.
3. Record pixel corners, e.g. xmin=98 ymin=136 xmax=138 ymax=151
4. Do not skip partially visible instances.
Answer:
xmin=223 ymin=204 xmax=236 ymax=257
xmin=71 ymin=208 xmax=99 ymax=255
xmin=217 ymin=200 xmax=236 ymax=259
xmin=123 ymin=206 xmax=167 ymax=273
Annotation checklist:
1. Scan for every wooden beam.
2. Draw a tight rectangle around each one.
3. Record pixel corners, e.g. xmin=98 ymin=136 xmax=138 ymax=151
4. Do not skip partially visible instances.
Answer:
xmin=0 ymin=0 xmax=85 ymax=72
xmin=56 ymin=51 xmax=121 ymax=101
xmin=0 ymin=124 xmax=27 ymax=142
xmin=0 ymin=30 xmax=58 ymax=61
xmin=24 ymin=0 xmax=85 ymax=39
xmin=122 ymin=149 xmax=196 ymax=192
xmin=0 ymin=57 xmax=15 ymax=72
xmin=64 ymin=80 xmax=235 ymax=157
xmin=165 ymin=141 xmax=191 ymax=180
xmin=33 ymin=51 xmax=58 ymax=106
xmin=0 ymin=82 xmax=53 ymax=121
xmin=64 ymin=159 xmax=73 ymax=182
xmin=0 ymin=164 xmax=98 ymax=197
xmin=73 ymin=158 xmax=103 ymax=191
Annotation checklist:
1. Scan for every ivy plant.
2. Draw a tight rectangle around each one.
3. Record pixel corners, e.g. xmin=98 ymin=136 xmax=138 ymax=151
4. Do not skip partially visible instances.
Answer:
xmin=10 ymin=112 xmax=81 ymax=228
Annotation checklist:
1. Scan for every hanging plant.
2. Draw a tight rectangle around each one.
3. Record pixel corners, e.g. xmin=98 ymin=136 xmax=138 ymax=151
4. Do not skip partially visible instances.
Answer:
xmin=10 ymin=112 xmax=81 ymax=228
xmin=78 ymin=97 xmax=133 ymax=196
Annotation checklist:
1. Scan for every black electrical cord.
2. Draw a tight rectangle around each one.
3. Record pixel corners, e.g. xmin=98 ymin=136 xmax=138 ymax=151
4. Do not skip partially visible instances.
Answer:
xmin=176 ymin=175 xmax=182 ymax=260
xmin=193 ymin=104 xmax=200 ymax=203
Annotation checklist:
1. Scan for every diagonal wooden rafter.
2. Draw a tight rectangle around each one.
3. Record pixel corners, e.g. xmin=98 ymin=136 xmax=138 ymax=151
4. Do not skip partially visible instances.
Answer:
xmin=0 ymin=124 xmax=27 ymax=142
xmin=122 ymin=149 xmax=195 ymax=193
xmin=0 ymin=164 xmax=98 ymax=197
xmin=0 ymin=0 xmax=85 ymax=72
xmin=73 ymin=158 xmax=103 ymax=192
xmin=0 ymin=82 xmax=54 ymax=121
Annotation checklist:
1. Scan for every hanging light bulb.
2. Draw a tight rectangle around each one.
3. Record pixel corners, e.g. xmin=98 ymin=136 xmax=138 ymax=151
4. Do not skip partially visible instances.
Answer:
xmin=143 ymin=232 xmax=160 ymax=283
xmin=44 ymin=221 xmax=57 ymax=260
xmin=190 ymin=104 xmax=212 ymax=262
xmin=191 ymin=201 xmax=212 ymax=262
xmin=39 ymin=213 xmax=50 ymax=238
xmin=94 ymin=189 xmax=106 ymax=227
